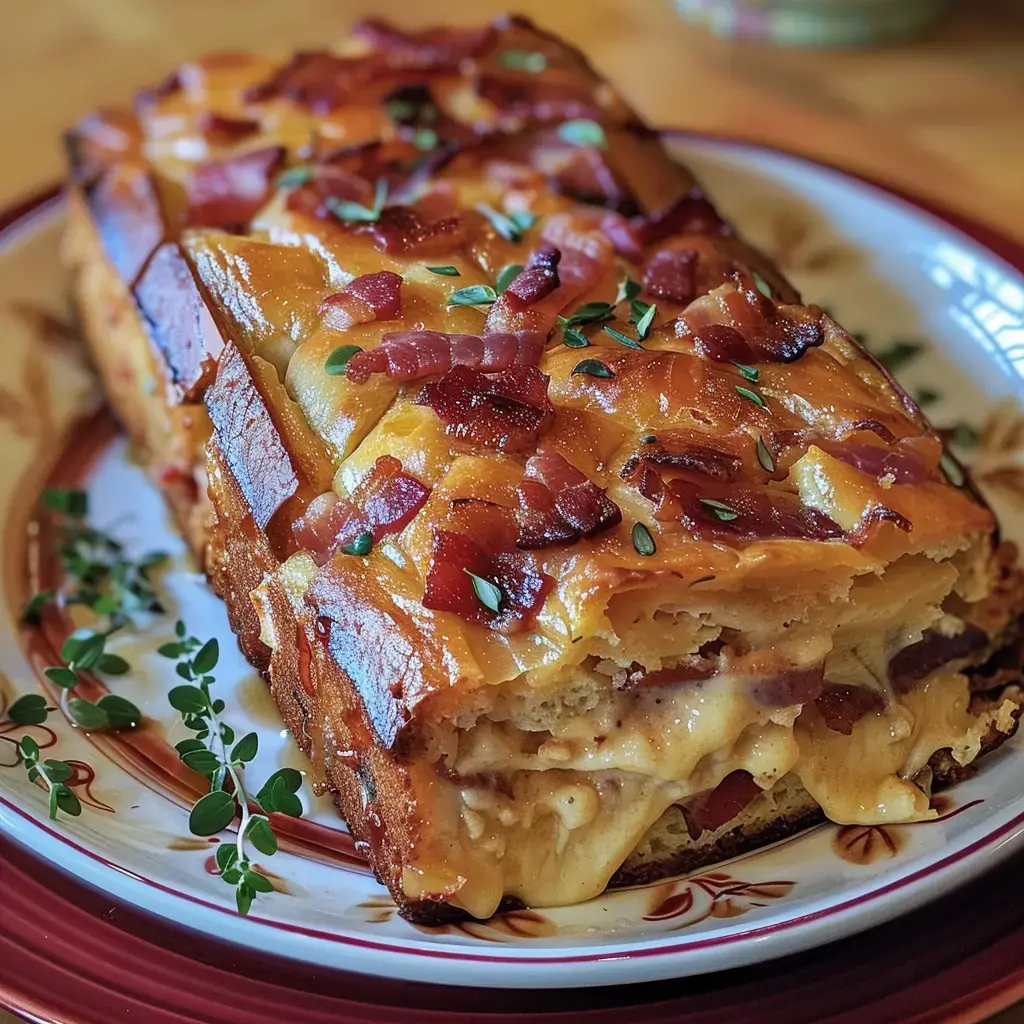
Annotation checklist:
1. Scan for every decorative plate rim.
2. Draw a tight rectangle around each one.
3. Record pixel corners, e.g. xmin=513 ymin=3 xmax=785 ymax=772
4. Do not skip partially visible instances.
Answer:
xmin=0 ymin=135 xmax=1022 ymax=990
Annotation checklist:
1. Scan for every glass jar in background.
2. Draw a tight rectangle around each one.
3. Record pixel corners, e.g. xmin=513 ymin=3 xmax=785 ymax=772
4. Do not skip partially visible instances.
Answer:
xmin=675 ymin=0 xmax=952 ymax=46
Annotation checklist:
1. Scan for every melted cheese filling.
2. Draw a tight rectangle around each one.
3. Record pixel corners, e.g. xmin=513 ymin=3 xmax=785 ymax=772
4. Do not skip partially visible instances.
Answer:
xmin=403 ymin=671 xmax=1015 ymax=919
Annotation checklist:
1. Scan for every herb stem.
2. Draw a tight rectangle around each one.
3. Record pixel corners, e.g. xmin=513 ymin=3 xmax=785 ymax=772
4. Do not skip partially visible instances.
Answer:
xmin=202 ymin=689 xmax=251 ymax=865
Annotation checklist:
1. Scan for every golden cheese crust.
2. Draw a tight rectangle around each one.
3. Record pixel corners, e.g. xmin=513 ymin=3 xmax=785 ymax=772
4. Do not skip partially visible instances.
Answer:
xmin=65 ymin=15 xmax=1023 ymax=922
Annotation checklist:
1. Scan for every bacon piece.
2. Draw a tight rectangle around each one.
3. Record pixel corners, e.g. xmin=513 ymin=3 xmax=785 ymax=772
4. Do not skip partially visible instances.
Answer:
xmin=617 ymin=659 xmax=719 ymax=690
xmin=353 ymin=18 xmax=497 ymax=69
xmin=199 ymin=113 xmax=261 ymax=145
xmin=683 ymin=770 xmax=762 ymax=840
xmin=641 ymin=188 xmax=731 ymax=246
xmin=548 ymin=147 xmax=639 ymax=216
xmin=186 ymin=146 xmax=284 ymax=230
xmin=515 ymin=450 xmax=621 ymax=549
xmin=416 ymin=365 xmax=554 ymax=453
xmin=643 ymin=249 xmax=697 ymax=305
xmin=477 ymin=74 xmax=602 ymax=122
xmin=679 ymin=278 xmax=824 ymax=365
xmin=292 ymin=456 xmax=429 ymax=566
xmin=815 ymin=684 xmax=886 ymax=735
xmin=504 ymin=247 xmax=561 ymax=312
xmin=673 ymin=485 xmax=845 ymax=543
xmin=847 ymin=505 xmax=913 ymax=548
xmin=540 ymin=211 xmax=615 ymax=266
xmin=750 ymin=664 xmax=825 ymax=707
xmin=346 ymin=330 xmax=545 ymax=384
xmin=423 ymin=526 xmax=553 ymax=633
xmin=318 ymin=271 xmax=403 ymax=331
xmin=284 ymin=166 xmax=372 ymax=219
xmin=889 ymin=626 xmax=988 ymax=692
xmin=361 ymin=204 xmax=464 ymax=255
xmin=620 ymin=440 xmax=741 ymax=485
xmin=315 ymin=139 xmax=460 ymax=203
xmin=244 ymin=51 xmax=378 ymax=113
xmin=824 ymin=442 xmax=930 ymax=485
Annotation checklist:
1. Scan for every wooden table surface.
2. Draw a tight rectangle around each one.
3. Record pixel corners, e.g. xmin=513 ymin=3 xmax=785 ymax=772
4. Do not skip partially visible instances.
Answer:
xmin=0 ymin=1 xmax=1022 ymax=1021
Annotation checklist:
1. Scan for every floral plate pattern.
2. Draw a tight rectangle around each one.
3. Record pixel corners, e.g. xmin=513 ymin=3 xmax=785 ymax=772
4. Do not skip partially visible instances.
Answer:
xmin=0 ymin=137 xmax=1022 ymax=990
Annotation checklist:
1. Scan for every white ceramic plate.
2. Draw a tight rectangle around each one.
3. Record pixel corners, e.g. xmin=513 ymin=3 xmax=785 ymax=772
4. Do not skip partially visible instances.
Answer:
xmin=0 ymin=138 xmax=1022 ymax=989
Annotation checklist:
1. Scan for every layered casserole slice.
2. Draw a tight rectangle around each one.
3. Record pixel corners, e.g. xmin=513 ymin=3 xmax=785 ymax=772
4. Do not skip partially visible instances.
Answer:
xmin=63 ymin=16 xmax=1023 ymax=922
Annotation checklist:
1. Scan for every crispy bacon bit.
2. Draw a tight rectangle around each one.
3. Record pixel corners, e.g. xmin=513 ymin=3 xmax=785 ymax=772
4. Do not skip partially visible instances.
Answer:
xmin=515 ymin=450 xmax=621 ymax=549
xmin=548 ymin=147 xmax=639 ymax=215
xmin=244 ymin=51 xmax=377 ymax=113
xmin=292 ymin=456 xmax=429 ymax=566
xmin=618 ymin=659 xmax=719 ymax=690
xmin=423 ymin=526 xmax=553 ymax=633
xmin=750 ymin=664 xmax=825 ymax=707
xmin=346 ymin=330 xmax=545 ymax=384
xmin=186 ymin=146 xmax=284 ymax=230
xmin=643 ymin=249 xmax=697 ymax=305
xmin=683 ymin=770 xmax=762 ymax=840
xmin=284 ymin=166 xmax=372 ymax=219
xmin=621 ymin=440 xmax=741 ymax=485
xmin=676 ymin=486 xmax=844 ymax=543
xmin=641 ymin=188 xmax=731 ymax=245
xmin=360 ymin=204 xmax=464 ymax=255
xmin=417 ymin=365 xmax=554 ymax=453
xmin=826 ymin=442 xmax=930 ymax=485
xmin=318 ymin=271 xmax=403 ymax=331
xmin=847 ymin=505 xmax=913 ymax=548
xmin=354 ymin=18 xmax=497 ymax=69
xmin=316 ymin=139 xmax=460 ymax=203
xmin=477 ymin=74 xmax=602 ymax=123
xmin=845 ymin=419 xmax=899 ymax=445
xmin=815 ymin=684 xmax=886 ymax=735
xmin=504 ymin=247 xmax=561 ymax=312
xmin=889 ymin=626 xmax=988 ymax=692
xmin=199 ymin=112 xmax=261 ymax=145
xmin=679 ymin=278 xmax=824 ymax=365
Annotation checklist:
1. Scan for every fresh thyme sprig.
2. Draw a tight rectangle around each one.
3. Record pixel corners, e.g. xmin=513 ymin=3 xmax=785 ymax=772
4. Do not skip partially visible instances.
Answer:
xmin=17 ymin=735 xmax=81 ymax=820
xmin=24 ymin=488 xmax=161 ymax=733
xmin=161 ymin=623 xmax=303 ymax=915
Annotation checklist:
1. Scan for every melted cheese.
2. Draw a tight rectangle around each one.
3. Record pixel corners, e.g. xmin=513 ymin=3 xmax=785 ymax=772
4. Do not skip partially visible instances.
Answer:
xmin=402 ymin=671 xmax=1015 ymax=918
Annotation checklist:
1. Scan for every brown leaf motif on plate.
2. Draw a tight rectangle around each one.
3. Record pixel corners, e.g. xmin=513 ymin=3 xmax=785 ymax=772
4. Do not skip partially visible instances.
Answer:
xmin=643 ymin=871 xmax=795 ymax=930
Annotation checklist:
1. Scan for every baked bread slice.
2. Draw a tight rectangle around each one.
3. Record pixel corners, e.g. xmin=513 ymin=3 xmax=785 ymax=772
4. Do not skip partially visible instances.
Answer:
xmin=63 ymin=15 xmax=1023 ymax=923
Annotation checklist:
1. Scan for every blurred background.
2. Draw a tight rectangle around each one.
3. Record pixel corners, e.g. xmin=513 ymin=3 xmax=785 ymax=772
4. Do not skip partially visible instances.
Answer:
xmin=1 ymin=0 xmax=1022 ymax=240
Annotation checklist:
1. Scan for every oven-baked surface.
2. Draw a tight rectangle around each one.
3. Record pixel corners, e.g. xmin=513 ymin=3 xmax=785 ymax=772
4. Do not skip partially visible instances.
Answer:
xmin=64 ymin=15 xmax=1023 ymax=923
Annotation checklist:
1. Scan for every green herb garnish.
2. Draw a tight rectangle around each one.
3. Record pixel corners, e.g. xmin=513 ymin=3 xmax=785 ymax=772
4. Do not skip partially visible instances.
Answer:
xmin=475 ymin=204 xmax=536 ymax=243
xmin=951 ymin=423 xmax=978 ymax=449
xmin=756 ymin=436 xmax=775 ymax=473
xmin=571 ymin=359 xmax=615 ymax=379
xmin=733 ymin=362 xmax=758 ymax=383
xmin=161 ymin=623 xmax=303 ymax=916
xmin=603 ymin=326 xmax=644 ymax=351
xmin=939 ymin=451 xmax=966 ymax=488
xmin=633 ymin=302 xmax=657 ymax=340
xmin=17 ymin=736 xmax=80 ymax=821
xmin=340 ymin=532 xmax=373 ymax=556
xmin=448 ymin=285 xmax=498 ymax=307
xmin=563 ymin=327 xmax=590 ymax=348
xmin=464 ymin=570 xmax=503 ymax=613
xmin=615 ymin=275 xmax=642 ymax=305
xmin=5 ymin=694 xmax=50 ymax=727
xmin=736 ymin=385 xmax=766 ymax=408
xmin=275 ymin=167 xmax=314 ymax=190
xmin=699 ymin=498 xmax=739 ymax=522
xmin=495 ymin=263 xmax=524 ymax=295
xmin=561 ymin=301 xmax=615 ymax=328
xmin=326 ymin=178 xmax=388 ymax=224
xmin=426 ymin=265 xmax=460 ymax=277
xmin=499 ymin=49 xmax=548 ymax=72
xmin=557 ymin=119 xmax=606 ymax=148
xmin=751 ymin=271 xmax=773 ymax=299
xmin=640 ymin=434 xmax=658 ymax=444
xmin=876 ymin=339 xmax=923 ymax=373
xmin=324 ymin=344 xmax=362 ymax=376
xmin=631 ymin=522 xmax=656 ymax=556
